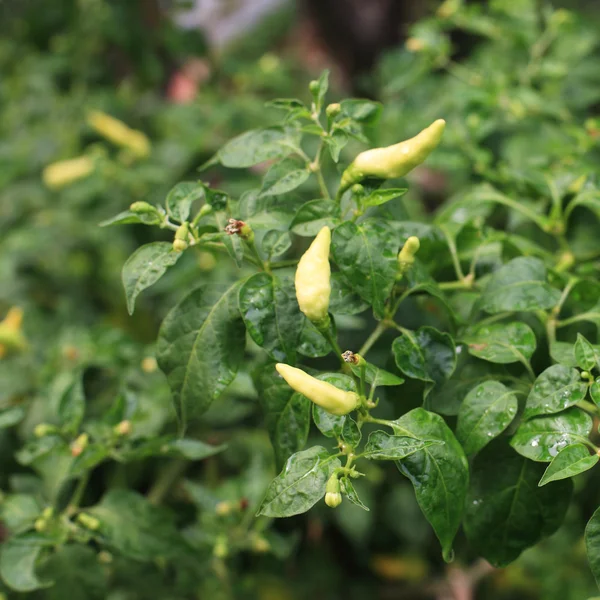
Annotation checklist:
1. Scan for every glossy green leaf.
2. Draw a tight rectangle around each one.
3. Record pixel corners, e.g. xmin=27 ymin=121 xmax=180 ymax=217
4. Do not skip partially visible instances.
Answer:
xmin=256 ymin=366 xmax=310 ymax=470
xmin=332 ymin=219 xmax=399 ymax=318
xmin=329 ymin=272 xmax=369 ymax=315
xmin=480 ymin=257 xmax=561 ymax=313
xmin=257 ymin=446 xmax=341 ymax=517
xmin=462 ymin=322 xmax=536 ymax=364
xmin=457 ymin=381 xmax=518 ymax=455
xmin=122 ymin=242 xmax=181 ymax=315
xmin=340 ymin=99 xmax=382 ymax=124
xmin=312 ymin=373 xmax=357 ymax=439
xmin=392 ymin=326 xmax=456 ymax=398
xmin=362 ymin=431 xmax=439 ymax=460
xmin=0 ymin=494 xmax=39 ymax=532
xmin=511 ymin=408 xmax=593 ymax=462
xmin=591 ymin=381 xmax=600 ymax=406
xmin=216 ymin=128 xmax=297 ymax=168
xmin=538 ymin=443 xmax=598 ymax=486
xmin=551 ymin=341 xmax=600 ymax=368
xmin=88 ymin=490 xmax=189 ymax=561
xmin=324 ymin=128 xmax=348 ymax=162
xmin=523 ymin=365 xmax=587 ymax=419
xmin=157 ymin=283 xmax=246 ymax=423
xmin=585 ymin=506 xmax=600 ymax=590
xmin=392 ymin=408 xmax=469 ymax=561
xmin=260 ymin=157 xmax=310 ymax=197
xmin=340 ymin=477 xmax=369 ymax=511
xmin=361 ymin=188 xmax=408 ymax=208
xmin=261 ymin=230 xmax=291 ymax=259
xmin=291 ymin=199 xmax=340 ymax=237
xmin=465 ymin=440 xmax=572 ymax=567
xmin=0 ymin=533 xmax=52 ymax=592
xmin=297 ymin=317 xmax=331 ymax=358
xmin=165 ymin=181 xmax=204 ymax=222
xmin=349 ymin=362 xmax=404 ymax=387
xmin=99 ymin=209 xmax=161 ymax=227
xmin=575 ymin=333 xmax=598 ymax=371
xmin=239 ymin=272 xmax=302 ymax=363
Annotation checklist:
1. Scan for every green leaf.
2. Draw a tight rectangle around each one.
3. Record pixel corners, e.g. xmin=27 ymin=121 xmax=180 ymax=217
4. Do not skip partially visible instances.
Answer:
xmin=57 ymin=371 xmax=85 ymax=434
xmin=259 ymin=157 xmax=310 ymax=197
xmin=297 ymin=318 xmax=331 ymax=358
xmin=392 ymin=408 xmax=469 ymax=561
xmin=329 ymin=272 xmax=369 ymax=315
xmin=349 ymin=362 xmax=404 ymax=387
xmin=510 ymin=407 xmax=593 ymax=462
xmin=165 ymin=181 xmax=204 ymax=222
xmin=392 ymin=326 xmax=456 ymax=398
xmin=592 ymin=381 xmax=600 ymax=407
xmin=157 ymin=283 xmax=246 ymax=423
xmin=575 ymin=333 xmax=598 ymax=371
xmin=362 ymin=431 xmax=439 ymax=460
xmin=99 ymin=209 xmax=161 ymax=227
xmin=0 ymin=494 xmax=40 ymax=532
xmin=361 ymin=188 xmax=408 ymax=208
xmin=291 ymin=199 xmax=340 ymax=236
xmin=257 ymin=446 xmax=341 ymax=517
xmin=255 ymin=366 xmax=310 ymax=470
xmin=216 ymin=128 xmax=298 ymax=168
xmin=538 ymin=443 xmax=598 ymax=486
xmin=0 ymin=533 xmax=52 ymax=592
xmin=0 ymin=406 xmax=25 ymax=429
xmin=239 ymin=272 xmax=302 ymax=363
xmin=586 ymin=506 xmax=600 ymax=590
xmin=340 ymin=99 xmax=382 ymax=124
xmin=122 ymin=242 xmax=181 ymax=315
xmin=340 ymin=478 xmax=369 ymax=511
xmin=262 ymin=230 xmax=291 ymax=259
xmin=465 ymin=440 xmax=572 ymax=567
xmin=332 ymin=219 xmax=399 ymax=318
xmin=324 ymin=128 xmax=348 ymax=162
xmin=462 ymin=322 xmax=536 ymax=364
xmin=523 ymin=365 xmax=587 ymax=419
xmin=88 ymin=490 xmax=189 ymax=561
xmin=457 ymin=381 xmax=518 ymax=456
xmin=310 ymin=70 xmax=329 ymax=113
xmin=551 ymin=341 xmax=600 ymax=368
xmin=480 ymin=257 xmax=561 ymax=313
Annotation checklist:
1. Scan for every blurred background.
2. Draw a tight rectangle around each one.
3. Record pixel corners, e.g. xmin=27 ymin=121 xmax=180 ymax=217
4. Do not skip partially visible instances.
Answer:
xmin=2 ymin=1 xmax=600 ymax=599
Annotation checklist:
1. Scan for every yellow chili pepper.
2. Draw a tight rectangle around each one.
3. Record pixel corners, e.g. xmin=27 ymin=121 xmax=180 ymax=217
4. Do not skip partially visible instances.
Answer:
xmin=397 ymin=236 xmax=420 ymax=276
xmin=340 ymin=119 xmax=446 ymax=192
xmin=0 ymin=307 xmax=27 ymax=358
xmin=87 ymin=110 xmax=150 ymax=158
xmin=275 ymin=363 xmax=359 ymax=416
xmin=42 ymin=156 xmax=95 ymax=189
xmin=295 ymin=226 xmax=331 ymax=327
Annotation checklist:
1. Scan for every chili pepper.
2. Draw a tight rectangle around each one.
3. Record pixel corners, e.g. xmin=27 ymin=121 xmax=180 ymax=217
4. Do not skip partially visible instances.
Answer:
xmin=42 ymin=156 xmax=95 ymax=189
xmin=87 ymin=110 xmax=150 ymax=158
xmin=295 ymin=226 xmax=331 ymax=327
xmin=325 ymin=474 xmax=342 ymax=508
xmin=397 ymin=236 xmax=420 ymax=277
xmin=173 ymin=222 xmax=190 ymax=252
xmin=340 ymin=119 xmax=446 ymax=193
xmin=275 ymin=363 xmax=359 ymax=416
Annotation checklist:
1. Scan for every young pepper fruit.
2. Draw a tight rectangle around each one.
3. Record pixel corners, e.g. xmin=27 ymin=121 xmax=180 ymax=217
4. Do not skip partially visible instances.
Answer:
xmin=275 ymin=363 xmax=359 ymax=416
xmin=295 ymin=226 xmax=331 ymax=328
xmin=339 ymin=119 xmax=446 ymax=193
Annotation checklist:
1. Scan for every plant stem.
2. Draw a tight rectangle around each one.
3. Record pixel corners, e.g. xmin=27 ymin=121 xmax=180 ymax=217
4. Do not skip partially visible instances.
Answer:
xmin=358 ymin=322 xmax=389 ymax=357
xmin=312 ymin=140 xmax=330 ymax=200
xmin=69 ymin=472 xmax=90 ymax=509
xmin=147 ymin=459 xmax=188 ymax=505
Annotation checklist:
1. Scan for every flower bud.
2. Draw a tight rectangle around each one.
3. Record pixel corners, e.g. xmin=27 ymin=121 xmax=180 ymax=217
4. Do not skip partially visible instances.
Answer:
xmin=340 ymin=119 xmax=445 ymax=192
xmin=325 ymin=474 xmax=342 ymax=508
xmin=141 ymin=356 xmax=158 ymax=373
xmin=173 ymin=222 xmax=190 ymax=251
xmin=213 ymin=534 xmax=228 ymax=558
xmin=275 ymin=364 xmax=359 ymax=416
xmin=309 ymin=80 xmax=320 ymax=95
xmin=398 ymin=236 xmax=420 ymax=274
xmin=295 ymin=226 xmax=331 ymax=326
xmin=129 ymin=201 xmax=156 ymax=214
xmin=114 ymin=420 xmax=132 ymax=436
xmin=42 ymin=156 xmax=95 ymax=189
xmin=77 ymin=513 xmax=100 ymax=531
xmin=71 ymin=433 xmax=89 ymax=457
xmin=225 ymin=219 xmax=254 ymax=242
xmin=326 ymin=103 xmax=341 ymax=118
xmin=34 ymin=423 xmax=57 ymax=438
